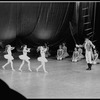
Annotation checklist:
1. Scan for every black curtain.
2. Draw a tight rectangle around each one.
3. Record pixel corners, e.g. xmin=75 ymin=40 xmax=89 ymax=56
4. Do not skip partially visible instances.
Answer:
xmin=94 ymin=2 xmax=100 ymax=53
xmin=1 ymin=2 xmax=97 ymax=54
xmin=0 ymin=3 xmax=72 ymax=48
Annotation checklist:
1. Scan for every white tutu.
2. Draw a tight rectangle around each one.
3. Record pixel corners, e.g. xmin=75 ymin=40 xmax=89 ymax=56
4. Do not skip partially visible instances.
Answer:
xmin=62 ymin=52 xmax=69 ymax=58
xmin=19 ymin=55 xmax=30 ymax=60
xmin=37 ymin=57 xmax=48 ymax=62
xmin=79 ymin=54 xmax=84 ymax=59
xmin=4 ymin=54 xmax=14 ymax=60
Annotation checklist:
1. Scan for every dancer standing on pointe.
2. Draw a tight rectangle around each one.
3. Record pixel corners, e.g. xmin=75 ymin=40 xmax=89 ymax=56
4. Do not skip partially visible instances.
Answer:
xmin=2 ymin=45 xmax=15 ymax=71
xmin=84 ymin=38 xmax=95 ymax=70
xmin=36 ymin=46 xmax=48 ymax=73
xmin=19 ymin=45 xmax=32 ymax=72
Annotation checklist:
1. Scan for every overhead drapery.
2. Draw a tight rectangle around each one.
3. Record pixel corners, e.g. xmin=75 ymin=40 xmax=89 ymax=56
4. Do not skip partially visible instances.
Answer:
xmin=0 ymin=3 xmax=17 ymax=40
xmin=20 ymin=3 xmax=70 ymax=47
xmin=0 ymin=2 xmax=96 ymax=53
xmin=0 ymin=2 xmax=71 ymax=48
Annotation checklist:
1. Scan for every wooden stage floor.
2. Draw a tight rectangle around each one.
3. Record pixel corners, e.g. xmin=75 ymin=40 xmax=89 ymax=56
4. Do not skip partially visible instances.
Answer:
xmin=0 ymin=57 xmax=100 ymax=99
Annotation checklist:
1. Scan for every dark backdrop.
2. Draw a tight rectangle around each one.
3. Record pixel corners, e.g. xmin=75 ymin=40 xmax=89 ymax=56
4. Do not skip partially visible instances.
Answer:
xmin=0 ymin=2 xmax=99 ymax=56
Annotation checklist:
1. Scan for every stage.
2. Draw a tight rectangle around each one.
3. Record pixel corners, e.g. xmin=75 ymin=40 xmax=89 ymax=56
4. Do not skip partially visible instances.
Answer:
xmin=0 ymin=57 xmax=100 ymax=98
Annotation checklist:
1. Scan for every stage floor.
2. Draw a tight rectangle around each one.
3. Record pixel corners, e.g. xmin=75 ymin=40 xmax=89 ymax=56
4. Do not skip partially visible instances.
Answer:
xmin=0 ymin=57 xmax=100 ymax=98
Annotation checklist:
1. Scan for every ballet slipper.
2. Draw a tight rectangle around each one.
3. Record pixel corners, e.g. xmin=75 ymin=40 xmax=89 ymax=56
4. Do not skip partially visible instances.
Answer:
xmin=44 ymin=71 xmax=48 ymax=73
xmin=12 ymin=69 xmax=15 ymax=71
xmin=2 ymin=66 xmax=5 ymax=69
xmin=19 ymin=68 xmax=22 ymax=72
xmin=36 ymin=68 xmax=38 ymax=72
xmin=29 ymin=69 xmax=32 ymax=72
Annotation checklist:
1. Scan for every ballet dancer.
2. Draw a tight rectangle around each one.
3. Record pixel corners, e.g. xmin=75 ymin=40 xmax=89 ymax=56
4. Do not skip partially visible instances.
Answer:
xmin=84 ymin=38 xmax=95 ymax=70
xmin=78 ymin=47 xmax=84 ymax=60
xmin=57 ymin=45 xmax=64 ymax=60
xmin=72 ymin=47 xmax=79 ymax=62
xmin=2 ymin=45 xmax=15 ymax=71
xmin=62 ymin=43 xmax=69 ymax=59
xmin=36 ymin=46 xmax=48 ymax=73
xmin=18 ymin=45 xmax=32 ymax=72
xmin=92 ymin=49 xmax=99 ymax=64
xmin=44 ymin=43 xmax=50 ymax=58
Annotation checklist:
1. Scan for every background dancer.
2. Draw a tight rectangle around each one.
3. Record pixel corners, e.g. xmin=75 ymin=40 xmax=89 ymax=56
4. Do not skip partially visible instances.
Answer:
xmin=44 ymin=43 xmax=50 ymax=58
xmin=92 ymin=49 xmax=99 ymax=64
xmin=72 ymin=47 xmax=79 ymax=62
xmin=57 ymin=45 xmax=64 ymax=60
xmin=36 ymin=46 xmax=48 ymax=73
xmin=2 ymin=45 xmax=15 ymax=71
xmin=19 ymin=45 xmax=32 ymax=72
xmin=62 ymin=43 xmax=69 ymax=59
xmin=78 ymin=47 xmax=84 ymax=60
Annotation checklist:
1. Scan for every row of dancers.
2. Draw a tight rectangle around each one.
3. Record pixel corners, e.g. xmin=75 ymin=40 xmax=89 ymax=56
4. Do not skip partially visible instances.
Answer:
xmin=1 ymin=38 xmax=100 ymax=72
xmin=1 ymin=42 xmax=69 ymax=73
xmin=2 ymin=45 xmax=48 ymax=73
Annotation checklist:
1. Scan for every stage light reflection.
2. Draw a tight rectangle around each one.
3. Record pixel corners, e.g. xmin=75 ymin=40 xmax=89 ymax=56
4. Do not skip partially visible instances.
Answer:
xmin=35 ymin=28 xmax=52 ymax=40
xmin=0 ymin=26 xmax=16 ymax=40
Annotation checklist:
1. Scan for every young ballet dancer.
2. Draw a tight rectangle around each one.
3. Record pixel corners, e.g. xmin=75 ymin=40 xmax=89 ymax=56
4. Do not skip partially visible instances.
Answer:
xmin=44 ymin=43 xmax=50 ymax=58
xmin=57 ymin=45 xmax=64 ymax=60
xmin=84 ymin=38 xmax=95 ymax=70
xmin=2 ymin=45 xmax=15 ymax=71
xmin=62 ymin=43 xmax=69 ymax=59
xmin=18 ymin=45 xmax=32 ymax=72
xmin=36 ymin=46 xmax=48 ymax=73
xmin=92 ymin=49 xmax=99 ymax=64
xmin=72 ymin=47 xmax=79 ymax=62
xmin=78 ymin=47 xmax=84 ymax=60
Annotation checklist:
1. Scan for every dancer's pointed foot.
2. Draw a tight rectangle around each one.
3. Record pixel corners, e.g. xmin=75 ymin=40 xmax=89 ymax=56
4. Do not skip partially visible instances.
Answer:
xmin=36 ymin=68 xmax=38 ymax=72
xmin=2 ymin=66 xmax=5 ymax=70
xmin=12 ymin=69 xmax=15 ymax=71
xmin=29 ymin=69 xmax=32 ymax=72
xmin=19 ymin=68 xmax=22 ymax=72
xmin=44 ymin=71 xmax=48 ymax=73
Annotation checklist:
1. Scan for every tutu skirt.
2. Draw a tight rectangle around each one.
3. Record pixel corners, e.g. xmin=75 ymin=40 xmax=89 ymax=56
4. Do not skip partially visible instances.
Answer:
xmin=37 ymin=57 xmax=48 ymax=62
xmin=19 ymin=55 xmax=30 ymax=60
xmin=79 ymin=54 xmax=84 ymax=59
xmin=4 ymin=54 xmax=14 ymax=60
xmin=62 ymin=52 xmax=69 ymax=58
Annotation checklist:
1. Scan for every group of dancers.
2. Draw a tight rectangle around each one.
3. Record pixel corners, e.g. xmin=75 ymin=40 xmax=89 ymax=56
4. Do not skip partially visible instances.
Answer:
xmin=1 ymin=38 xmax=99 ymax=73
xmin=2 ymin=44 xmax=48 ymax=73
xmin=57 ymin=43 xmax=69 ymax=60
xmin=72 ymin=44 xmax=84 ymax=62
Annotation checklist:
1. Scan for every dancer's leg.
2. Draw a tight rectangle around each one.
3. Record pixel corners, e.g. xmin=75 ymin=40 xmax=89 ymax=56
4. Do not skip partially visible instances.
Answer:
xmin=2 ymin=60 xmax=10 ymax=69
xmin=42 ymin=62 xmax=48 ymax=73
xmin=19 ymin=60 xmax=25 ymax=71
xmin=26 ymin=60 xmax=32 ymax=71
xmin=36 ymin=62 xmax=42 ymax=72
xmin=10 ymin=60 xmax=15 ymax=71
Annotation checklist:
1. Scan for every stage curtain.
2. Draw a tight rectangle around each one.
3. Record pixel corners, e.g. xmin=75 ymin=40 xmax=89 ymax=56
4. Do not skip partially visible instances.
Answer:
xmin=0 ymin=2 xmax=72 ymax=48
